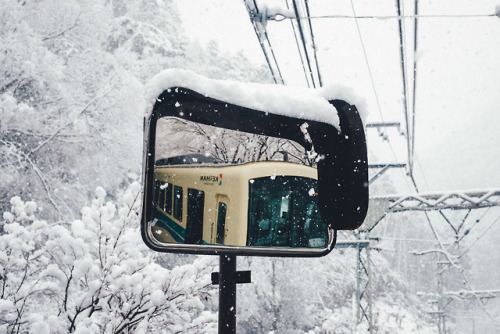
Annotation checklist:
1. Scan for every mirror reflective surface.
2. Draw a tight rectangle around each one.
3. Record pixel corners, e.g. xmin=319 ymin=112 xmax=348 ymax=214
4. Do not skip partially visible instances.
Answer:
xmin=149 ymin=117 xmax=331 ymax=250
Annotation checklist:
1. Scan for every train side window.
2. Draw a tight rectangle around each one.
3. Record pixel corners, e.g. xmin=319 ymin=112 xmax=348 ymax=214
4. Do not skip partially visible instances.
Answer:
xmin=173 ymin=185 xmax=183 ymax=222
xmin=186 ymin=189 xmax=205 ymax=244
xmin=164 ymin=183 xmax=173 ymax=215
xmin=158 ymin=185 xmax=166 ymax=210
xmin=216 ymin=202 xmax=227 ymax=244
xmin=154 ymin=179 xmax=161 ymax=206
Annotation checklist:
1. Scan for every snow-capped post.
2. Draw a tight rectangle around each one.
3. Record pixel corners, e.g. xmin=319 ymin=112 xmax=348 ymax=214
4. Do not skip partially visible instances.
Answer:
xmin=141 ymin=69 xmax=369 ymax=332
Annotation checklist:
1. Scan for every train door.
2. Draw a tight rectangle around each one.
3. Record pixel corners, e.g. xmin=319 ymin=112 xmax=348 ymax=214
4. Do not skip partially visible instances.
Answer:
xmin=185 ymin=188 xmax=205 ymax=244
xmin=215 ymin=195 xmax=229 ymax=245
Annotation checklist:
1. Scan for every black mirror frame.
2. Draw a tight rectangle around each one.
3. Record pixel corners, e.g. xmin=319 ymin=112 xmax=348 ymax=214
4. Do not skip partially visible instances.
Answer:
xmin=141 ymin=87 xmax=368 ymax=256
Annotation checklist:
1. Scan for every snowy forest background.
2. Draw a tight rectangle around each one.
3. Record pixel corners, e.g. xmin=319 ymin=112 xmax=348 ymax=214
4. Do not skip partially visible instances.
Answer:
xmin=1 ymin=0 xmax=499 ymax=333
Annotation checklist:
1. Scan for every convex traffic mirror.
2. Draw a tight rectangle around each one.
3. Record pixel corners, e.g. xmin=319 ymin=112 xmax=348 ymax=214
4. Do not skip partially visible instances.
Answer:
xmin=141 ymin=70 xmax=368 ymax=256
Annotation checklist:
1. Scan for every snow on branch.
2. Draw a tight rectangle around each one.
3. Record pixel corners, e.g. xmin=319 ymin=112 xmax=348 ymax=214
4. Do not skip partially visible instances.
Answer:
xmin=444 ymin=289 xmax=500 ymax=300
xmin=0 ymin=183 xmax=217 ymax=333
xmin=410 ymin=248 xmax=461 ymax=269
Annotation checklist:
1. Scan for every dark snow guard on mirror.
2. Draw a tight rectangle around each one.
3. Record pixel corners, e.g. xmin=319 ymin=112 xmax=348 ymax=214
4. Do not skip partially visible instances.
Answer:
xmin=141 ymin=87 xmax=368 ymax=256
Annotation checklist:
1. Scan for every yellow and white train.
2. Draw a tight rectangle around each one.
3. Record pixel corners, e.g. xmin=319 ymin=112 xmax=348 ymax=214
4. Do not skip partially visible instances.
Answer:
xmin=150 ymin=160 xmax=328 ymax=248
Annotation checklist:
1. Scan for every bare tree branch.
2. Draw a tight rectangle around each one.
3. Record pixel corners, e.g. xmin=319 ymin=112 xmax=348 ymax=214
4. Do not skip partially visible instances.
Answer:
xmin=42 ymin=12 xmax=81 ymax=41
xmin=30 ymin=92 xmax=109 ymax=155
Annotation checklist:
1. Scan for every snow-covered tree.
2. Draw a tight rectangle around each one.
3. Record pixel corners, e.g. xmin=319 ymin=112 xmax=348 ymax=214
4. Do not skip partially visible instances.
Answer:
xmin=0 ymin=183 xmax=217 ymax=333
xmin=0 ymin=0 xmax=271 ymax=221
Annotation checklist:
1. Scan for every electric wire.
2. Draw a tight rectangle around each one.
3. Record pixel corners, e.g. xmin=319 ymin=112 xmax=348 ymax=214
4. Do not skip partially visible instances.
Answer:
xmin=460 ymin=214 xmax=500 ymax=258
xmin=350 ymin=0 xmax=412 ymax=191
xmin=410 ymin=0 xmax=419 ymax=173
xmin=304 ymin=0 xmax=323 ymax=87
xmin=291 ymin=0 xmax=317 ymax=88
xmin=285 ymin=0 xmax=313 ymax=87
xmin=261 ymin=33 xmax=286 ymax=84
xmin=349 ymin=0 xmax=387 ymax=132
xmin=457 ymin=202 xmax=500 ymax=243
xmin=255 ymin=24 xmax=281 ymax=85
xmin=271 ymin=13 xmax=499 ymax=21
xmin=373 ymin=236 xmax=442 ymax=242
xmin=396 ymin=0 xmax=413 ymax=176
xmin=458 ymin=198 xmax=500 ymax=244
xmin=245 ymin=0 xmax=285 ymax=84
xmin=414 ymin=153 xmax=430 ymax=189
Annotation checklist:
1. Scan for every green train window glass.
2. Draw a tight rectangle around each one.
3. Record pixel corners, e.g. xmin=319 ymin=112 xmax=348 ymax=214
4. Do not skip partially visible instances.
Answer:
xmin=216 ymin=202 xmax=227 ymax=244
xmin=173 ymin=185 xmax=183 ymax=222
xmin=247 ymin=176 xmax=327 ymax=248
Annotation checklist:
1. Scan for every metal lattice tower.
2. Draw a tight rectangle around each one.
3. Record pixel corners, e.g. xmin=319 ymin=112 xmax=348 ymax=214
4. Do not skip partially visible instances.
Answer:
xmin=336 ymin=239 xmax=372 ymax=331
xmin=360 ymin=188 xmax=500 ymax=333
xmin=363 ymin=189 xmax=500 ymax=232
xmin=355 ymin=234 xmax=372 ymax=329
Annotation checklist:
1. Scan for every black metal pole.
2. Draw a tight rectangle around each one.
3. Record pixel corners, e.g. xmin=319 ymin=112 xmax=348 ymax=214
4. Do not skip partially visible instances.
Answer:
xmin=219 ymin=254 xmax=237 ymax=334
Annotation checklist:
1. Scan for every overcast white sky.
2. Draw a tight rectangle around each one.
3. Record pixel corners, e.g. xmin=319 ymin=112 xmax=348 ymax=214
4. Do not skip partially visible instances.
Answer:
xmin=175 ymin=0 xmax=500 ymax=194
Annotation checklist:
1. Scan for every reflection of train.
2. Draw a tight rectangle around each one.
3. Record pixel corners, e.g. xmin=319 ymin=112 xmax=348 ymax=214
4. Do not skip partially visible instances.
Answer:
xmin=150 ymin=158 xmax=328 ymax=248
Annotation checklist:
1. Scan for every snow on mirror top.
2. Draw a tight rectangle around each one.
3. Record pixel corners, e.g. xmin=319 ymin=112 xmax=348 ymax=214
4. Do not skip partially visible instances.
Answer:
xmin=144 ymin=68 xmax=345 ymax=130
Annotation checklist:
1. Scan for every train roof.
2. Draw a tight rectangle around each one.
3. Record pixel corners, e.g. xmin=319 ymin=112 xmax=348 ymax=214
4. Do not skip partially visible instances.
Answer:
xmin=154 ymin=160 xmax=318 ymax=180
xmin=155 ymin=154 xmax=218 ymax=166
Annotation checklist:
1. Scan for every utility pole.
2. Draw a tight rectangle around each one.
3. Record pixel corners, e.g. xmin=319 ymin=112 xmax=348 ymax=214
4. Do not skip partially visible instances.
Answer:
xmin=336 ymin=239 xmax=372 ymax=331
xmin=356 ymin=232 xmax=372 ymax=331
xmin=436 ymin=253 xmax=447 ymax=334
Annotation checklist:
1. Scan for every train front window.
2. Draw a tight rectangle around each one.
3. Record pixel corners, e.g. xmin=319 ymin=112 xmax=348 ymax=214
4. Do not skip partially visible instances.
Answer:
xmin=247 ymin=176 xmax=327 ymax=248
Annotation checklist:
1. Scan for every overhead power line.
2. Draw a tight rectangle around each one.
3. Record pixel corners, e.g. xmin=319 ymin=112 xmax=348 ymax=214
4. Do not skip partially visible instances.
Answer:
xmin=396 ymin=0 xmax=413 ymax=175
xmin=244 ymin=0 xmax=285 ymax=84
xmin=291 ymin=0 xmax=317 ymax=88
xmin=285 ymin=0 xmax=314 ymax=87
xmin=460 ymin=214 xmax=500 ymax=258
xmin=304 ymin=0 xmax=323 ymax=87
xmin=411 ymin=0 xmax=419 ymax=175
xmin=284 ymin=0 xmax=323 ymax=88
xmin=268 ymin=13 xmax=499 ymax=21
xmin=349 ymin=0 xmax=412 ymax=191
xmin=348 ymin=0 xmax=384 ymax=123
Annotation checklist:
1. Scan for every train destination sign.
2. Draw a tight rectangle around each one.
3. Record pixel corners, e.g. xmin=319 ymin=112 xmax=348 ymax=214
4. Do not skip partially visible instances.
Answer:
xmin=141 ymin=69 xmax=368 ymax=256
